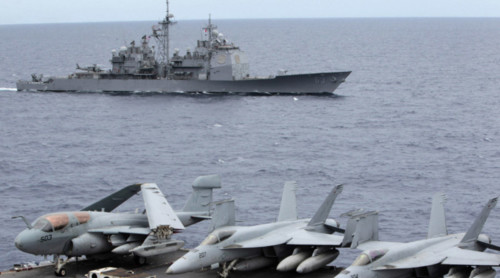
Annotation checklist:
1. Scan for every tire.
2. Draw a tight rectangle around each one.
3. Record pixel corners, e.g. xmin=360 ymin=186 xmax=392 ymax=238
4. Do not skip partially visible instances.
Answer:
xmin=134 ymin=256 xmax=147 ymax=265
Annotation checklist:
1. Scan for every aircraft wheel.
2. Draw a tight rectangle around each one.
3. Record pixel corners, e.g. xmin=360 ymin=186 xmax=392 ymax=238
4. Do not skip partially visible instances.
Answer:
xmin=134 ymin=256 xmax=147 ymax=265
xmin=55 ymin=267 xmax=67 ymax=276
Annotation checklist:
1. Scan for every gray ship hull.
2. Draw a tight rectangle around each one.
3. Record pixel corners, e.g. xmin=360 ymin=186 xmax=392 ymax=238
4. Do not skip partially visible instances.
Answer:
xmin=16 ymin=72 xmax=350 ymax=95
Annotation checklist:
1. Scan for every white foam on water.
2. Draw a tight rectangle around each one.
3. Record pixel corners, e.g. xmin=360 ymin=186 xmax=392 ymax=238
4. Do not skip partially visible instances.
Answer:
xmin=0 ymin=88 xmax=16 ymax=91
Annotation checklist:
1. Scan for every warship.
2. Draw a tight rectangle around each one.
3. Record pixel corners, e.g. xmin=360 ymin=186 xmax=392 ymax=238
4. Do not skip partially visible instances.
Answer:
xmin=16 ymin=1 xmax=351 ymax=95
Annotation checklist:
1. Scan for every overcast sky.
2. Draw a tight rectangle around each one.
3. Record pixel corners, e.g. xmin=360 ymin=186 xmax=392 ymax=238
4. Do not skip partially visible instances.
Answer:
xmin=2 ymin=0 xmax=500 ymax=25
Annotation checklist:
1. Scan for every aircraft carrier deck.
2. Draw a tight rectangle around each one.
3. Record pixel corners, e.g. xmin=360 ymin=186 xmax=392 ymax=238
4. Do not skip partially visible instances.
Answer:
xmin=1 ymin=250 xmax=343 ymax=278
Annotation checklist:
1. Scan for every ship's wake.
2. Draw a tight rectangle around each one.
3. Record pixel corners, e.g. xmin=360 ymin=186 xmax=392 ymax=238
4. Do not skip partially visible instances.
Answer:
xmin=0 ymin=88 xmax=17 ymax=91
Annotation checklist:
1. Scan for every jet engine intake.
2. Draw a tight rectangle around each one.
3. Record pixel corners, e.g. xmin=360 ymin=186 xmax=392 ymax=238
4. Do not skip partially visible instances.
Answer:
xmin=66 ymin=233 xmax=112 ymax=256
xmin=444 ymin=266 xmax=472 ymax=278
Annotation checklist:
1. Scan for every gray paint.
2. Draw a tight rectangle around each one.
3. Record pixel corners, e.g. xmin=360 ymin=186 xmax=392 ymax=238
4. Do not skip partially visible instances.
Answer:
xmin=16 ymin=1 xmax=350 ymax=94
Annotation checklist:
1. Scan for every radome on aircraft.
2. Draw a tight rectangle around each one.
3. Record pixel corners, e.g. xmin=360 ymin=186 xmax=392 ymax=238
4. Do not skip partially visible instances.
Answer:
xmin=12 ymin=175 xmax=222 ymax=276
xmin=335 ymin=194 xmax=500 ymax=278
xmin=167 ymin=182 xmax=374 ymax=277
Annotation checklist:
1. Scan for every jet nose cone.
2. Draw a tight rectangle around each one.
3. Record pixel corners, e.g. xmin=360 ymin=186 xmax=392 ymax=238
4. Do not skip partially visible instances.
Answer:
xmin=166 ymin=266 xmax=175 ymax=274
xmin=335 ymin=268 xmax=358 ymax=278
xmin=167 ymin=255 xmax=197 ymax=274
xmin=14 ymin=235 xmax=22 ymax=249
xmin=14 ymin=230 xmax=27 ymax=252
xmin=166 ymin=259 xmax=187 ymax=274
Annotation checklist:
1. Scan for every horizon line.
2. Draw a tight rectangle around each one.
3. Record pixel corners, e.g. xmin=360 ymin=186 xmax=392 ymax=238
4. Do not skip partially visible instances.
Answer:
xmin=2 ymin=16 xmax=500 ymax=26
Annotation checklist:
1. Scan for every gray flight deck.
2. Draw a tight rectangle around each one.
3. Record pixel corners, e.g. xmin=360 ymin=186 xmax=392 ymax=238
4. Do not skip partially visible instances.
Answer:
xmin=1 ymin=250 xmax=343 ymax=278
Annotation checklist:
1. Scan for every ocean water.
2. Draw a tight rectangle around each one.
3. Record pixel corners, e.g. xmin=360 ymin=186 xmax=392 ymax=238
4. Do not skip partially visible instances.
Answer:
xmin=1 ymin=18 xmax=500 ymax=271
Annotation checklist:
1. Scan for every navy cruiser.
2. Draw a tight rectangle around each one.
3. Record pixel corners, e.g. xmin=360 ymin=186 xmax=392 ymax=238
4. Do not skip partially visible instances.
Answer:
xmin=16 ymin=1 xmax=350 ymax=94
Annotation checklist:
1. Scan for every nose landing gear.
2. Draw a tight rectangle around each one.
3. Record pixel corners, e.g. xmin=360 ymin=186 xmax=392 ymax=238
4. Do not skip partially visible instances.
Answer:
xmin=54 ymin=255 xmax=70 ymax=276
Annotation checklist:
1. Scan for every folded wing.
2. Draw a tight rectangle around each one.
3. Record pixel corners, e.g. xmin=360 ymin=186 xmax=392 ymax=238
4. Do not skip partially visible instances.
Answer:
xmin=141 ymin=183 xmax=185 ymax=231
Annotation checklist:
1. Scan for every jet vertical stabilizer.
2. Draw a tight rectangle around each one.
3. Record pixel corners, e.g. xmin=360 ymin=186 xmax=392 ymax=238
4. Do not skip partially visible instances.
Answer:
xmin=210 ymin=199 xmax=235 ymax=231
xmin=341 ymin=210 xmax=379 ymax=248
xmin=182 ymin=174 xmax=221 ymax=213
xmin=81 ymin=183 xmax=141 ymax=212
xmin=427 ymin=193 xmax=448 ymax=238
xmin=307 ymin=184 xmax=343 ymax=227
xmin=277 ymin=181 xmax=298 ymax=222
xmin=459 ymin=196 xmax=498 ymax=247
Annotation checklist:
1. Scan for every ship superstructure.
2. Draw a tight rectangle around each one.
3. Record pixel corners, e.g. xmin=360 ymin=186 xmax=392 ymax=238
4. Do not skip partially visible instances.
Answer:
xmin=17 ymin=1 xmax=350 ymax=94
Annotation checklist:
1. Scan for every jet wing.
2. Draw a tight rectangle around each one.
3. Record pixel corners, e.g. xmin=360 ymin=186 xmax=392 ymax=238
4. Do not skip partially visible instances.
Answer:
xmin=356 ymin=240 xmax=406 ymax=251
xmin=190 ymin=215 xmax=211 ymax=221
xmin=223 ymin=229 xmax=343 ymax=249
xmin=286 ymin=229 xmax=344 ymax=246
xmin=89 ymin=226 xmax=150 ymax=235
xmin=82 ymin=183 xmax=142 ymax=212
xmin=141 ymin=183 xmax=185 ymax=231
xmin=375 ymin=253 xmax=446 ymax=270
xmin=374 ymin=247 xmax=500 ymax=270
xmin=223 ymin=234 xmax=291 ymax=249
xmin=442 ymin=247 xmax=500 ymax=266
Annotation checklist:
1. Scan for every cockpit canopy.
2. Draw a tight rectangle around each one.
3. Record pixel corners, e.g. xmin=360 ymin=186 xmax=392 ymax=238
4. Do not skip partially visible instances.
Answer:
xmin=31 ymin=212 xmax=90 ymax=233
xmin=352 ymin=249 xmax=389 ymax=266
xmin=201 ymin=229 xmax=236 ymax=245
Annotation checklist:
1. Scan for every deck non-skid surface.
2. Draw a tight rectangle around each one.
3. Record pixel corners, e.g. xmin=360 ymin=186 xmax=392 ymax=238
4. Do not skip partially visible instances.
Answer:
xmin=2 ymin=250 xmax=343 ymax=278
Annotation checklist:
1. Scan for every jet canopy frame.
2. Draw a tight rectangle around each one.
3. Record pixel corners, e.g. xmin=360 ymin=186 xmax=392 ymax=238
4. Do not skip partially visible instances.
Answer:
xmin=352 ymin=249 xmax=388 ymax=266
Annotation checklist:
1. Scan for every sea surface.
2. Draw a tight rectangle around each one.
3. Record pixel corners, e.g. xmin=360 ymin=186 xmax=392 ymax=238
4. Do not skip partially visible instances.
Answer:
xmin=1 ymin=18 xmax=500 ymax=271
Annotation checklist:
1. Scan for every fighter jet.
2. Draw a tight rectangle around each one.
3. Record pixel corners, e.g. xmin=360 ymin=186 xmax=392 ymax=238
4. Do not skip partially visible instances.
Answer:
xmin=13 ymin=175 xmax=221 ymax=276
xmin=335 ymin=193 xmax=500 ymax=278
xmin=167 ymin=182 xmax=347 ymax=277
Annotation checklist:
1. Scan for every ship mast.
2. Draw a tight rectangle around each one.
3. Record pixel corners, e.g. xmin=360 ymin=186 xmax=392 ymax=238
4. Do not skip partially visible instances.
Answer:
xmin=153 ymin=0 xmax=174 ymax=76
xmin=164 ymin=0 xmax=171 ymax=66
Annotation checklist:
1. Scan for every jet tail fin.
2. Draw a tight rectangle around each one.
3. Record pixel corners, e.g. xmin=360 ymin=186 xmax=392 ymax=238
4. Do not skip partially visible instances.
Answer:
xmin=277 ymin=181 xmax=298 ymax=222
xmin=82 ymin=183 xmax=142 ymax=212
xmin=427 ymin=193 xmax=448 ymax=239
xmin=182 ymin=175 xmax=221 ymax=213
xmin=459 ymin=196 xmax=498 ymax=246
xmin=307 ymin=184 xmax=343 ymax=227
xmin=341 ymin=210 xmax=379 ymax=248
xmin=210 ymin=199 xmax=235 ymax=231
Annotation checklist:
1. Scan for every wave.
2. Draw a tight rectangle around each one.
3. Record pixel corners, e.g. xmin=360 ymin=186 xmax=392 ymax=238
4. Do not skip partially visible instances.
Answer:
xmin=0 ymin=88 xmax=16 ymax=91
